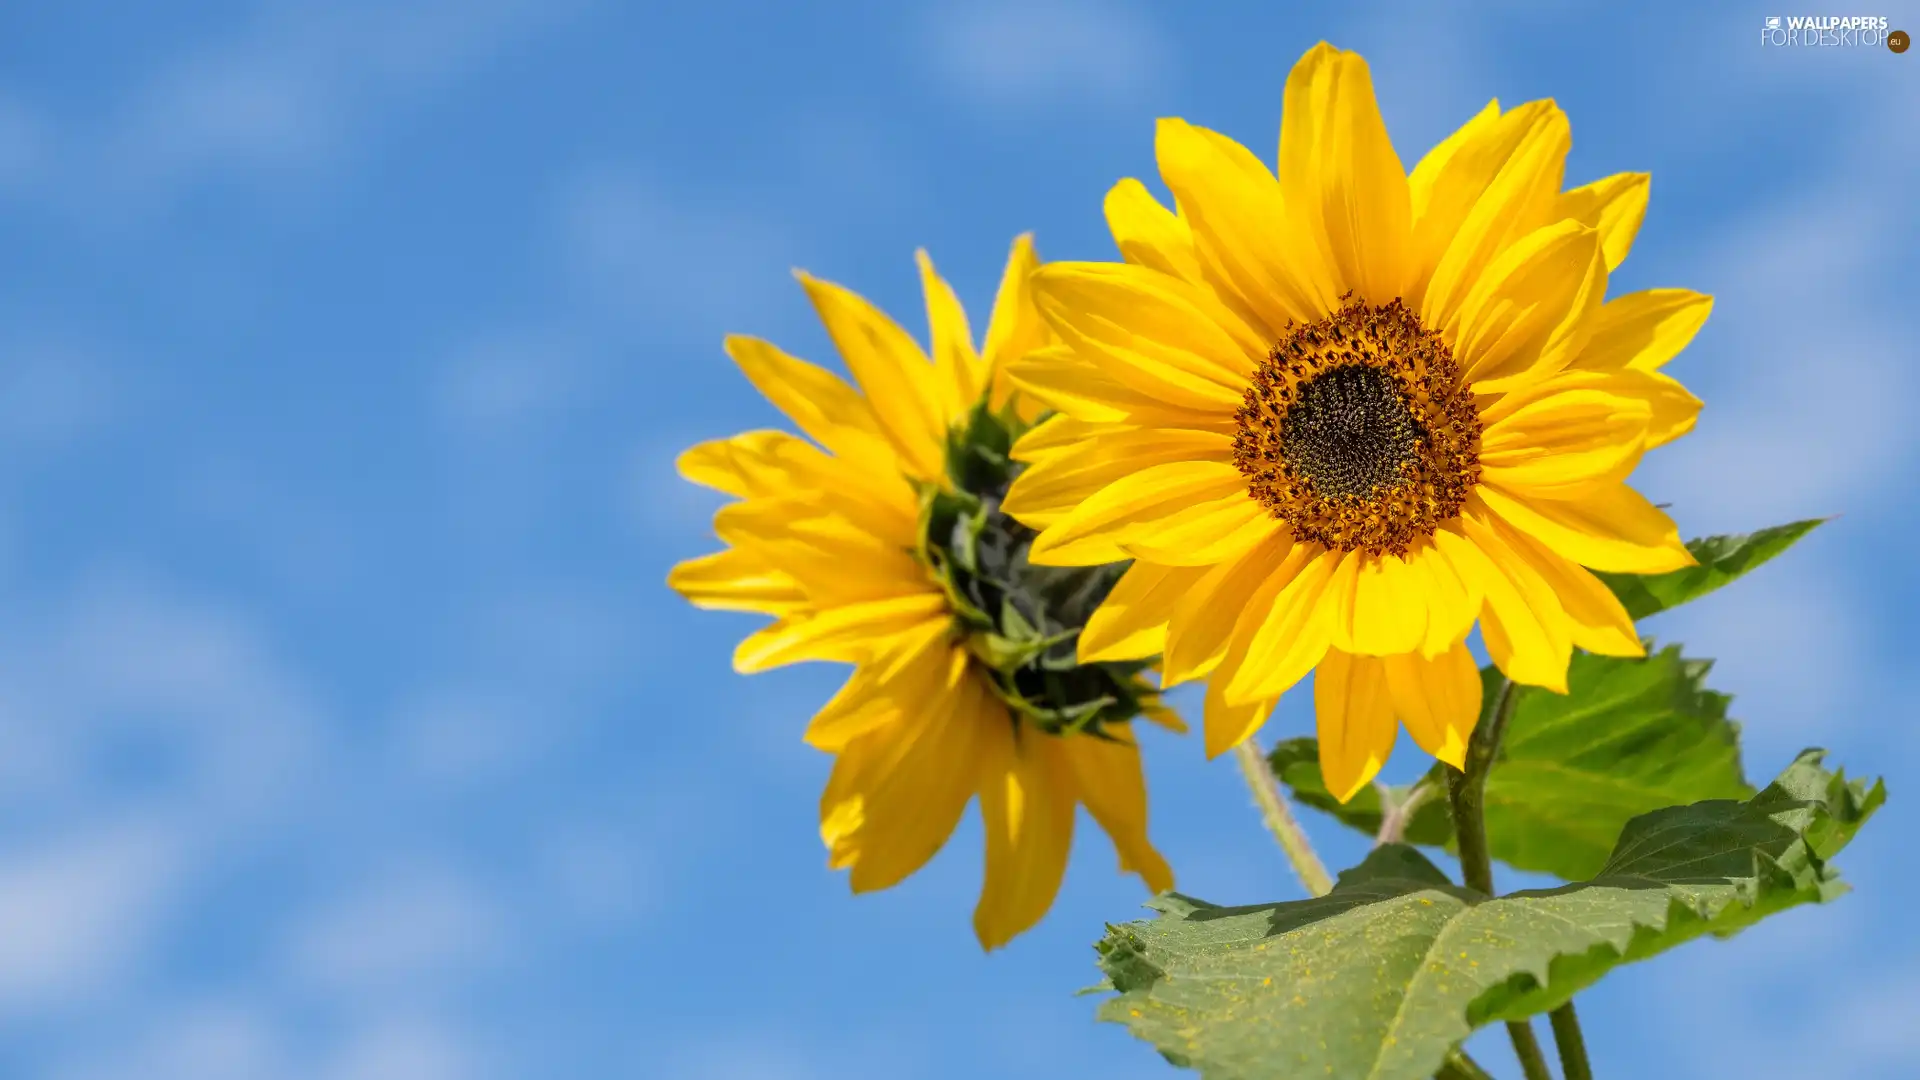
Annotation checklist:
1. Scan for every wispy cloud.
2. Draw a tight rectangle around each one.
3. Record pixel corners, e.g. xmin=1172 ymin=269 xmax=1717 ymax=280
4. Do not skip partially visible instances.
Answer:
xmin=49 ymin=1001 xmax=493 ymax=1080
xmin=431 ymin=328 xmax=601 ymax=434
xmin=0 ymin=579 xmax=326 ymax=1024
xmin=15 ymin=0 xmax=587 ymax=215
xmin=282 ymin=868 xmax=512 ymax=1000
xmin=0 ymin=819 xmax=192 ymax=1013
xmin=550 ymin=169 xmax=796 ymax=334
xmin=922 ymin=0 xmax=1171 ymax=108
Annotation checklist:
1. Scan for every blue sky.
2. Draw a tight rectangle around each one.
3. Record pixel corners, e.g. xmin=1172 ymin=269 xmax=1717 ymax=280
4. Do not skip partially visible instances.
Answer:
xmin=0 ymin=1 xmax=1915 ymax=1077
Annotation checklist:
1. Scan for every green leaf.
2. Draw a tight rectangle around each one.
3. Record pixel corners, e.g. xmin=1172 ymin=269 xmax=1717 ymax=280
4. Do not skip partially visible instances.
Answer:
xmin=1476 ymin=645 xmax=1753 ymax=878
xmin=1094 ymin=752 xmax=1883 ymax=1080
xmin=1595 ymin=518 xmax=1826 ymax=620
xmin=1270 ymin=645 xmax=1753 ymax=879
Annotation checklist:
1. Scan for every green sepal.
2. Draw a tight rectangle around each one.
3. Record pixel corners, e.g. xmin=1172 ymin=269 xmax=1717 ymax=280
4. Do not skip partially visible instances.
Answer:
xmin=917 ymin=394 xmax=1159 ymax=739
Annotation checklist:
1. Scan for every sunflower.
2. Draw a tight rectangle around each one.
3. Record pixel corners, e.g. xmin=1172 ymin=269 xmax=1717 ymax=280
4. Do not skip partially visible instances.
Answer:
xmin=1002 ymin=43 xmax=1710 ymax=802
xmin=668 ymin=237 xmax=1179 ymax=948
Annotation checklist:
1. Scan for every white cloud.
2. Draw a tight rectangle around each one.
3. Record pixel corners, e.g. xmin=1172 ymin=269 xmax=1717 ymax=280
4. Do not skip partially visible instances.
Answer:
xmin=50 ymin=1002 xmax=493 ymax=1080
xmin=3 ymin=0 xmax=585 ymax=216
xmin=0 ymin=819 xmax=192 ymax=1013
xmin=49 ymin=1001 xmax=287 ymax=1080
xmin=322 ymin=1017 xmax=489 ymax=1080
xmin=431 ymin=329 xmax=599 ymax=433
xmin=538 ymin=827 xmax=659 ymax=927
xmin=0 ymin=580 xmax=325 ymax=1017
xmin=1643 ymin=181 xmax=1916 ymax=530
xmin=283 ymin=869 xmax=511 ymax=999
xmin=106 ymin=0 xmax=581 ymax=189
xmin=924 ymin=0 xmax=1169 ymax=107
xmin=394 ymin=689 xmax=543 ymax=789
xmin=1643 ymin=548 xmax=1871 ymax=750
xmin=0 ymin=579 xmax=327 ymax=817
xmin=551 ymin=170 xmax=795 ymax=333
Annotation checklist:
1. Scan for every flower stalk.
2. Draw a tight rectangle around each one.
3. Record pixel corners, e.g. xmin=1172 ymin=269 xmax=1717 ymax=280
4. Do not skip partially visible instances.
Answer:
xmin=1447 ymin=678 xmax=1594 ymax=1080
xmin=1232 ymin=737 xmax=1333 ymax=897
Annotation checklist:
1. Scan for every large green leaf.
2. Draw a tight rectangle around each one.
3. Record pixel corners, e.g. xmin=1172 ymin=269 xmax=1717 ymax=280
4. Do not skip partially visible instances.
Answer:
xmin=1270 ymin=646 xmax=1753 ymax=879
xmin=1095 ymin=752 xmax=1882 ymax=1080
xmin=1595 ymin=518 xmax=1825 ymax=620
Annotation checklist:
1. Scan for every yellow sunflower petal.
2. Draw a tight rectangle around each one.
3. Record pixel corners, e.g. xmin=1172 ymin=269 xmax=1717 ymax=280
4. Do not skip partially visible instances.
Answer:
xmin=1479 ymin=482 xmax=1695 ymax=575
xmin=803 ymin=619 xmax=955 ymax=751
xmin=1329 ymin=550 xmax=1430 ymax=657
xmin=681 ymin=430 xmax=918 ymax=540
xmin=1419 ymin=101 xmax=1571 ymax=329
xmin=973 ymin=724 xmax=1078 ymax=949
xmin=1556 ymin=172 xmax=1650 ymax=272
xmin=667 ymin=547 xmax=805 ymax=615
xmin=1629 ymin=369 xmax=1704 ymax=448
xmin=1059 ymin=728 xmax=1175 ymax=894
xmin=1439 ymin=516 xmax=1572 ymax=691
xmin=1489 ymin=517 xmax=1644 ymax=658
xmin=1480 ymin=382 xmax=1652 ymax=499
xmin=1141 ymin=698 xmax=1190 ymax=734
xmin=1104 ymin=177 xmax=1202 ymax=281
xmin=1481 ymin=366 xmax=1698 ymax=456
xmin=1451 ymin=218 xmax=1607 ymax=393
xmin=732 ymin=594 xmax=949 ymax=673
xmin=1005 ymin=346 xmax=1236 ymax=431
xmin=1008 ymin=413 xmax=1101 ymax=463
xmin=675 ymin=430 xmax=799 ymax=498
xmin=1314 ymin=648 xmax=1398 ymax=803
xmin=1119 ymin=494 xmax=1280 ymax=567
xmin=1164 ymin=531 xmax=1301 ymax=686
xmin=723 ymin=335 xmax=898 ymax=475
xmin=1408 ymin=98 xmax=1499 ymax=224
xmin=796 ymin=271 xmax=949 ymax=478
xmin=1155 ymin=117 xmax=1333 ymax=333
xmin=1383 ymin=641 xmax=1480 ymax=770
xmin=1405 ymin=537 xmax=1484 ymax=657
xmin=916 ymin=248 xmax=982 ymax=415
xmin=981 ymin=233 xmax=1050 ymax=415
xmin=1079 ymin=561 xmax=1211 ymax=663
xmin=1278 ymin=43 xmax=1413 ymax=304
xmin=1202 ymin=676 xmax=1276 ymax=759
xmin=1029 ymin=460 xmax=1249 ymax=567
xmin=1572 ymin=288 xmax=1714 ymax=373
xmin=1001 ymin=427 xmax=1234 ymax=529
xmin=1030 ymin=261 xmax=1262 ymax=406
xmin=828 ymin=672 xmax=986 ymax=894
xmin=1223 ymin=548 xmax=1341 ymax=706
xmin=712 ymin=498 xmax=922 ymax=602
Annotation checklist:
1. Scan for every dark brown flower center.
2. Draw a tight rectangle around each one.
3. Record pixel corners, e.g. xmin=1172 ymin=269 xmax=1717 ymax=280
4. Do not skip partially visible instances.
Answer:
xmin=1232 ymin=296 xmax=1481 ymax=556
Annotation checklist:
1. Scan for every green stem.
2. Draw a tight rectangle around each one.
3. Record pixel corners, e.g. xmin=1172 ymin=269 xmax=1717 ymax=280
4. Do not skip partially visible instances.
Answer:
xmin=1550 ymin=1000 xmax=1595 ymax=1080
xmin=1231 ymin=737 xmax=1334 ymax=898
xmin=1434 ymin=1048 xmax=1497 ymax=1080
xmin=1503 ymin=1021 xmax=1555 ymax=1080
xmin=1445 ymin=678 xmax=1558 ymax=1080
xmin=1375 ymin=776 xmax=1438 ymax=847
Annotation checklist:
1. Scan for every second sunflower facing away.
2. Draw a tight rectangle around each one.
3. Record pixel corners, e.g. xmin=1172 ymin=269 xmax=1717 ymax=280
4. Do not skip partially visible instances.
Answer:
xmin=669 ymin=237 xmax=1179 ymax=948
xmin=1004 ymin=41 xmax=1713 ymax=801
